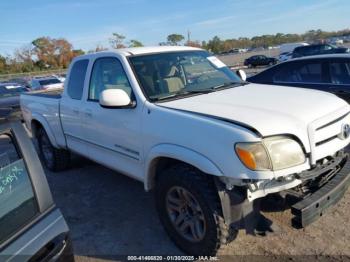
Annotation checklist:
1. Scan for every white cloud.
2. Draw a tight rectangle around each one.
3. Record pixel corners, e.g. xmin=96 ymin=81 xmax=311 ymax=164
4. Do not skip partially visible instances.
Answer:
xmin=258 ymin=0 xmax=338 ymax=23
xmin=194 ymin=16 xmax=237 ymax=26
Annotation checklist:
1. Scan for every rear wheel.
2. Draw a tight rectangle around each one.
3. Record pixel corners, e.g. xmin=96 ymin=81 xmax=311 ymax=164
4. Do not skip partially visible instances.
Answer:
xmin=37 ymin=128 xmax=70 ymax=171
xmin=155 ymin=163 xmax=237 ymax=256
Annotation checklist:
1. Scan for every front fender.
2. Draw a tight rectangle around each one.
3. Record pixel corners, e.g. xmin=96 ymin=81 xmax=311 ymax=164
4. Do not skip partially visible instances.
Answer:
xmin=31 ymin=113 xmax=59 ymax=148
xmin=145 ymin=143 xmax=223 ymax=191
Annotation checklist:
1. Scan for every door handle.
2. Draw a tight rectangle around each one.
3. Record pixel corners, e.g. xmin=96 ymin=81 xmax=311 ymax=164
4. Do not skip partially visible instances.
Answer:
xmin=72 ymin=108 xmax=79 ymax=114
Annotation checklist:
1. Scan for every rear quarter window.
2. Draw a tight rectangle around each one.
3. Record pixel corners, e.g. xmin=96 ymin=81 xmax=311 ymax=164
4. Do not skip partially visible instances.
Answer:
xmin=329 ymin=61 xmax=350 ymax=85
xmin=67 ymin=59 xmax=89 ymax=100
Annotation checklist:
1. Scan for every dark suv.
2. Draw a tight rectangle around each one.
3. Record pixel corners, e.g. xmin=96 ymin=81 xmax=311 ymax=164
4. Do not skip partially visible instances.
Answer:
xmin=292 ymin=44 xmax=349 ymax=58
xmin=247 ymin=54 xmax=350 ymax=103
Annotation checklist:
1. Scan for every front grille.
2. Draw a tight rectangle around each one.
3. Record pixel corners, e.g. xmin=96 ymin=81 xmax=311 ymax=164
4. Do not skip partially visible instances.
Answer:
xmin=315 ymin=135 xmax=338 ymax=146
xmin=315 ymin=112 xmax=349 ymax=131
xmin=308 ymin=108 xmax=350 ymax=165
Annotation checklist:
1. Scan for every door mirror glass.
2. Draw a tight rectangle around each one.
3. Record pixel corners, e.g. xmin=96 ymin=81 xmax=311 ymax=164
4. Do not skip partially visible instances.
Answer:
xmin=236 ymin=69 xmax=247 ymax=81
xmin=99 ymin=89 xmax=131 ymax=108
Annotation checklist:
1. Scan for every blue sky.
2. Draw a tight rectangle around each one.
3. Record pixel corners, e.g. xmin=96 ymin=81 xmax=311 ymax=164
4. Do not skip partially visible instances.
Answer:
xmin=0 ymin=0 xmax=349 ymax=55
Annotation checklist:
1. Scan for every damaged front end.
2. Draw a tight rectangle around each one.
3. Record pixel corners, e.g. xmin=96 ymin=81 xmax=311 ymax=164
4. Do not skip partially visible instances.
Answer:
xmin=216 ymin=150 xmax=350 ymax=232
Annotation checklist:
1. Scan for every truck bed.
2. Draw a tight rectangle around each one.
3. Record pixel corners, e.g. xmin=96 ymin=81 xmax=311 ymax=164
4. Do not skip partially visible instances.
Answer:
xmin=20 ymin=89 xmax=66 ymax=148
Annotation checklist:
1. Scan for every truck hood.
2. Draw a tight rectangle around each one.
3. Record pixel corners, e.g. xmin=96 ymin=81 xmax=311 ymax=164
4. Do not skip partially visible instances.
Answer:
xmin=160 ymin=83 xmax=349 ymax=140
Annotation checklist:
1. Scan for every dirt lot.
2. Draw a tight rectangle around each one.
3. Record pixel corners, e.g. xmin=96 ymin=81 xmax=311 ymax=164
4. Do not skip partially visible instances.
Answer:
xmin=35 ymin=151 xmax=349 ymax=261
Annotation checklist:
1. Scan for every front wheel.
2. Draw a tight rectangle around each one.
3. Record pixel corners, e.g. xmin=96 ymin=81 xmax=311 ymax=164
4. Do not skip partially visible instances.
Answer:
xmin=37 ymin=128 xmax=70 ymax=171
xmin=155 ymin=164 xmax=236 ymax=256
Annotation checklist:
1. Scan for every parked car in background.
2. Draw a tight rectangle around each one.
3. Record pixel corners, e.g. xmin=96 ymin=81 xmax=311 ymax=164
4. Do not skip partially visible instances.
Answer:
xmin=292 ymin=44 xmax=349 ymax=58
xmin=244 ymin=55 xmax=277 ymax=67
xmin=31 ymin=77 xmax=63 ymax=91
xmin=247 ymin=54 xmax=350 ymax=102
xmin=0 ymin=122 xmax=74 ymax=261
xmin=52 ymin=74 xmax=66 ymax=83
xmin=8 ymin=78 xmax=32 ymax=90
xmin=0 ymin=83 xmax=27 ymax=119
xmin=279 ymin=52 xmax=293 ymax=62
xmin=279 ymin=42 xmax=309 ymax=55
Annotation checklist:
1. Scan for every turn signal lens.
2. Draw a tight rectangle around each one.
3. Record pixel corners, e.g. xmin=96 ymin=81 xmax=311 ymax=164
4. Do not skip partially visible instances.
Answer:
xmin=235 ymin=143 xmax=271 ymax=171
xmin=236 ymin=147 xmax=256 ymax=169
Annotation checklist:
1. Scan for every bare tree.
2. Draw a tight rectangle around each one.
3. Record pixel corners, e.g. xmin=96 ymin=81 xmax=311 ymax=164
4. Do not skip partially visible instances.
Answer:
xmin=109 ymin=33 xmax=126 ymax=49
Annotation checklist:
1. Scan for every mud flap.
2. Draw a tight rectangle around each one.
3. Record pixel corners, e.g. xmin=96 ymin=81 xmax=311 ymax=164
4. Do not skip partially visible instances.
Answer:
xmin=214 ymin=178 xmax=270 ymax=235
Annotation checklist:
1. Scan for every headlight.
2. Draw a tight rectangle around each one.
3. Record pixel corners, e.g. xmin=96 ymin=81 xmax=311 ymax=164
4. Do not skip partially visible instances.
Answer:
xmin=235 ymin=136 xmax=305 ymax=171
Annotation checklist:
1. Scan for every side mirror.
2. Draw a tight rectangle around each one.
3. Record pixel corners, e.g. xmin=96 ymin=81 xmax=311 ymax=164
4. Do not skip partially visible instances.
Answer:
xmin=99 ymin=89 xmax=132 ymax=108
xmin=236 ymin=69 xmax=247 ymax=81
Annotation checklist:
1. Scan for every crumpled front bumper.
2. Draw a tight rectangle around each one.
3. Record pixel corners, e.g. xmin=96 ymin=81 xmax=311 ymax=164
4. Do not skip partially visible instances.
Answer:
xmin=291 ymin=155 xmax=350 ymax=228
xmin=216 ymin=153 xmax=350 ymax=232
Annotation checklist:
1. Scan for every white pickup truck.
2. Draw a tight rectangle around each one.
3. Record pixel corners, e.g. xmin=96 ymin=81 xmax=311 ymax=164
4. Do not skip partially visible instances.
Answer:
xmin=21 ymin=46 xmax=350 ymax=255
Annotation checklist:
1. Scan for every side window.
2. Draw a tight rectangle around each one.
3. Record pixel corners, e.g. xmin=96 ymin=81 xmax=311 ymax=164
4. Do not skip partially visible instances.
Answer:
xmin=273 ymin=63 xmax=302 ymax=82
xmin=0 ymin=133 xmax=39 ymax=244
xmin=302 ymin=47 xmax=313 ymax=56
xmin=321 ymin=45 xmax=332 ymax=51
xmin=273 ymin=62 xmax=323 ymax=83
xmin=89 ymin=57 xmax=132 ymax=101
xmin=31 ymin=81 xmax=38 ymax=90
xmin=67 ymin=59 xmax=89 ymax=100
xmin=329 ymin=62 xmax=350 ymax=85
xmin=297 ymin=63 xmax=322 ymax=82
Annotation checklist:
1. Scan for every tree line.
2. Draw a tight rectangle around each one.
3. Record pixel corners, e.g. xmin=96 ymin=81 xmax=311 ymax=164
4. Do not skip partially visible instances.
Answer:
xmin=1 ymin=28 xmax=349 ymax=75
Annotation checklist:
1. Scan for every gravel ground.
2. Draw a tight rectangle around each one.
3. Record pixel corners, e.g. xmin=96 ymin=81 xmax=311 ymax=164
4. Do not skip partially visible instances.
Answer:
xmin=40 ymin=154 xmax=350 ymax=261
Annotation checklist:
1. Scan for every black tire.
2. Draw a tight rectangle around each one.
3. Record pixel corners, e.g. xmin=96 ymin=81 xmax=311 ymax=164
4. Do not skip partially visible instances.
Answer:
xmin=37 ymin=128 xmax=70 ymax=172
xmin=155 ymin=163 xmax=237 ymax=256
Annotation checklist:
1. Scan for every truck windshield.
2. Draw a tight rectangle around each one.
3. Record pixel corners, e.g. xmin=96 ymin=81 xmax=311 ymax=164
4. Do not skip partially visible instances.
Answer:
xmin=129 ymin=51 xmax=243 ymax=101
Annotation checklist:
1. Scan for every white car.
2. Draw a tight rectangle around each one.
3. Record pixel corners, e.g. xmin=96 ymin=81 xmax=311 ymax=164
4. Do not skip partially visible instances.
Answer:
xmin=30 ymin=77 xmax=63 ymax=91
xmin=52 ymin=74 xmax=66 ymax=83
xmin=20 ymin=46 xmax=350 ymax=256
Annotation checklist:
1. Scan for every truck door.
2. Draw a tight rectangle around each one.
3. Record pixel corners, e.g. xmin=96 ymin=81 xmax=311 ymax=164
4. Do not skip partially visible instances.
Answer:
xmin=60 ymin=59 xmax=90 ymax=156
xmin=82 ymin=56 xmax=143 ymax=180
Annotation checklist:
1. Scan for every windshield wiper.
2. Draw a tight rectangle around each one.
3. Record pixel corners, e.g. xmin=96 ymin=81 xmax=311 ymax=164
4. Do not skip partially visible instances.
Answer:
xmin=211 ymin=81 xmax=247 ymax=90
xmin=151 ymin=82 xmax=248 ymax=102
xmin=184 ymin=82 xmax=246 ymax=94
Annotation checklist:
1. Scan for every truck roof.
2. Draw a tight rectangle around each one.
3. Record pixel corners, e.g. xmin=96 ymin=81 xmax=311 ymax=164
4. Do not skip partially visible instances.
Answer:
xmin=291 ymin=53 xmax=350 ymax=61
xmin=81 ymin=46 xmax=203 ymax=58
